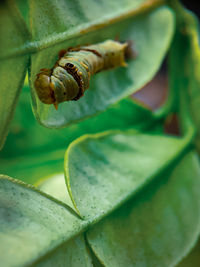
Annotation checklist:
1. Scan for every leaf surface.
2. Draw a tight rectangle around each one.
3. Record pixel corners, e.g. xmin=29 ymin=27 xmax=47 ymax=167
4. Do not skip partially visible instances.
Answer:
xmin=38 ymin=173 xmax=75 ymax=209
xmin=87 ymin=151 xmax=200 ymax=267
xmin=0 ymin=2 xmax=29 ymax=149
xmin=168 ymin=1 xmax=200 ymax=151
xmin=34 ymin=235 xmax=93 ymax=267
xmin=65 ymin=130 xmax=190 ymax=220
xmin=29 ymin=4 xmax=174 ymax=127
xmin=0 ymin=175 xmax=87 ymax=267
xmin=0 ymin=85 xmax=153 ymax=185
xmin=0 ymin=134 xmax=198 ymax=266
xmin=1 ymin=85 xmax=152 ymax=158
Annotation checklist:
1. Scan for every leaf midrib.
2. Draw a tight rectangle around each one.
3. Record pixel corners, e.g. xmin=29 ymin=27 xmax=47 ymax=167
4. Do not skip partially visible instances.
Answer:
xmin=0 ymin=130 xmax=193 ymax=266
xmin=1 ymin=0 xmax=165 ymax=60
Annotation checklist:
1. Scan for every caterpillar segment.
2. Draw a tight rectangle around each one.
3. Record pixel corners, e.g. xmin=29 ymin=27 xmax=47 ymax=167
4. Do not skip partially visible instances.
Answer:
xmin=34 ymin=40 xmax=132 ymax=110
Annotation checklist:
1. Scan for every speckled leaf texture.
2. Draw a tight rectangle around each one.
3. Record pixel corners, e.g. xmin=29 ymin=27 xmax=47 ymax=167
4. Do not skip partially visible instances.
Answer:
xmin=64 ymin=131 xmax=191 ymax=220
xmin=1 ymin=134 xmax=200 ymax=266
xmin=0 ymin=1 xmax=29 ymax=149
xmin=0 ymin=176 xmax=88 ymax=266
xmin=1 ymin=0 xmax=200 ymax=266
xmin=29 ymin=0 xmax=174 ymax=128
xmin=87 ymin=152 xmax=200 ymax=267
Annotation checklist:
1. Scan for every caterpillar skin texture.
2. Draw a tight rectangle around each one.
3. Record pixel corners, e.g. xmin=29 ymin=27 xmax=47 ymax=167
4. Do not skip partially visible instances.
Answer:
xmin=34 ymin=40 xmax=129 ymax=109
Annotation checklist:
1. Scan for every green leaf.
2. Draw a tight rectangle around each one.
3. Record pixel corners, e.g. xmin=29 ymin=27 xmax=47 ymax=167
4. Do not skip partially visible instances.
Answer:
xmin=64 ymin=130 xmax=191 ymax=220
xmin=38 ymin=173 xmax=75 ymax=209
xmin=1 ymin=1 xmax=200 ymax=266
xmin=0 ymin=1 xmax=30 ymax=149
xmin=16 ymin=0 xmax=30 ymax=27
xmin=168 ymin=1 xmax=200 ymax=151
xmin=3 ymin=146 xmax=200 ymax=266
xmin=34 ymin=235 xmax=93 ymax=267
xmin=2 ymin=149 xmax=199 ymax=266
xmin=0 ymin=85 xmax=152 ymax=159
xmin=0 ymin=85 xmax=153 ymax=185
xmin=29 ymin=0 xmax=154 ymax=42
xmin=86 ymin=151 xmax=200 ymax=267
xmin=0 ymin=149 xmax=65 ymax=185
xmin=0 ymin=175 xmax=88 ymax=267
xmin=177 ymin=239 xmax=200 ymax=267
xmin=29 ymin=4 xmax=174 ymax=128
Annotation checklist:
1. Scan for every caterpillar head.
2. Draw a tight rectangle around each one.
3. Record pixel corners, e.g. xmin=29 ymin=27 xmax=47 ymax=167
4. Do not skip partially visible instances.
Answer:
xmin=34 ymin=67 xmax=81 ymax=110
xmin=34 ymin=69 xmax=56 ymax=106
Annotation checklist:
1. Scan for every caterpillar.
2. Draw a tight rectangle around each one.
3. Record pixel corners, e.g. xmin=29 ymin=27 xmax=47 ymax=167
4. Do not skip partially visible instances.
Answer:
xmin=34 ymin=40 xmax=133 ymax=110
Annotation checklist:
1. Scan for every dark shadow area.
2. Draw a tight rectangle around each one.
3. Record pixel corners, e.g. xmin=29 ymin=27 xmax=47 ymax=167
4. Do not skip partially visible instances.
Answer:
xmin=181 ymin=0 xmax=200 ymax=18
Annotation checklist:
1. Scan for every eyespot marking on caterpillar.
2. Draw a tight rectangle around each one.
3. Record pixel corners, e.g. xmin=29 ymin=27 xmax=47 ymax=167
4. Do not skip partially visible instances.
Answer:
xmin=34 ymin=39 xmax=135 ymax=110
xmin=65 ymin=63 xmax=74 ymax=68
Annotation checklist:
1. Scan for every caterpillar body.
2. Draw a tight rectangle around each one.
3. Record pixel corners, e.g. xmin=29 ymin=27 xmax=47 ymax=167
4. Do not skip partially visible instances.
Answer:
xmin=34 ymin=40 xmax=132 ymax=109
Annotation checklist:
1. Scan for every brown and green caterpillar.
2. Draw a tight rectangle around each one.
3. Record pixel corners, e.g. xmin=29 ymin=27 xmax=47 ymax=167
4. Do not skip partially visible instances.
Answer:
xmin=34 ymin=40 xmax=133 ymax=109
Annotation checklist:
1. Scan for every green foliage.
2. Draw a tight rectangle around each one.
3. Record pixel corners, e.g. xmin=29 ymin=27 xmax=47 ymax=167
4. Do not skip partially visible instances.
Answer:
xmin=1 ymin=0 xmax=200 ymax=266
xmin=168 ymin=0 xmax=200 ymax=151
xmin=0 ymin=1 xmax=30 ymax=149
xmin=87 ymin=152 xmax=200 ymax=267
xmin=29 ymin=5 xmax=174 ymax=128
xmin=0 ymin=86 xmax=153 ymax=184
xmin=64 ymin=131 xmax=191 ymax=219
